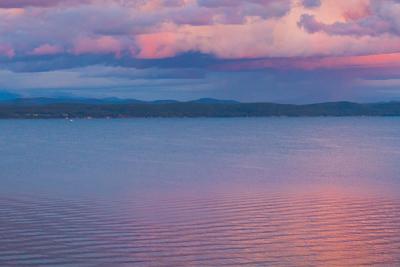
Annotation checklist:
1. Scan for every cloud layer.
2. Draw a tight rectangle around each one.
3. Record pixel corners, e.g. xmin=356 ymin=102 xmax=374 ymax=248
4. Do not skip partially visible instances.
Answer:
xmin=1 ymin=0 xmax=400 ymax=62
xmin=1 ymin=0 xmax=400 ymax=102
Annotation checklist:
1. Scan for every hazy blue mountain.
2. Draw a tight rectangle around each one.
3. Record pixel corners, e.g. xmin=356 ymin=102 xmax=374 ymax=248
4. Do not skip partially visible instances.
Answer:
xmin=0 ymin=97 xmax=239 ymax=105
xmin=151 ymin=100 xmax=181 ymax=104
xmin=189 ymin=98 xmax=240 ymax=104
xmin=1 ymin=97 xmax=146 ymax=105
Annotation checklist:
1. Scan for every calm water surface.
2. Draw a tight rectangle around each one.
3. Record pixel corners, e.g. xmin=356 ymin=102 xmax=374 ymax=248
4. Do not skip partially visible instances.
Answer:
xmin=1 ymin=118 xmax=400 ymax=266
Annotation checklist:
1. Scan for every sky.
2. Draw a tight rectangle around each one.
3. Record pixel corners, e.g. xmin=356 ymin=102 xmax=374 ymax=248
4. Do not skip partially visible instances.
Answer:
xmin=0 ymin=0 xmax=400 ymax=103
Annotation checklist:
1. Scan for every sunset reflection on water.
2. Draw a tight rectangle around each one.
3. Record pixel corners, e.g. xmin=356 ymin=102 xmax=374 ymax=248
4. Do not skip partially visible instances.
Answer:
xmin=1 ymin=189 xmax=400 ymax=266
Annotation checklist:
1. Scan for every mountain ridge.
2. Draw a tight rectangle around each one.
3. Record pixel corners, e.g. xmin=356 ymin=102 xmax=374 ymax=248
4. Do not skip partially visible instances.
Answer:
xmin=1 ymin=98 xmax=400 ymax=118
xmin=0 ymin=97 xmax=241 ymax=105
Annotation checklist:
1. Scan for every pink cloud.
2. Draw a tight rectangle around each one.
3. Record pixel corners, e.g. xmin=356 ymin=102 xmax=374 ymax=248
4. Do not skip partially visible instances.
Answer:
xmin=300 ymin=53 xmax=400 ymax=70
xmin=0 ymin=44 xmax=15 ymax=58
xmin=30 ymin=44 xmax=63 ymax=55
xmin=342 ymin=1 xmax=371 ymax=20
xmin=136 ymin=32 xmax=178 ymax=59
xmin=0 ymin=8 xmax=25 ymax=16
xmin=298 ymin=0 xmax=400 ymax=37
xmin=0 ymin=0 xmax=400 ymax=72
xmin=132 ymin=15 xmax=400 ymax=61
xmin=134 ymin=22 xmax=284 ymax=59
xmin=215 ymin=53 xmax=400 ymax=71
xmin=72 ymin=36 xmax=123 ymax=57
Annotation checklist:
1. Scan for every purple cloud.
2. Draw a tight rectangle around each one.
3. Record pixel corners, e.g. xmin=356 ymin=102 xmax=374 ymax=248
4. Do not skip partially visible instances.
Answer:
xmin=298 ymin=0 xmax=400 ymax=37
xmin=298 ymin=14 xmax=394 ymax=37
xmin=0 ymin=0 xmax=87 ymax=8
xmin=301 ymin=0 xmax=321 ymax=8
xmin=0 ymin=44 xmax=15 ymax=58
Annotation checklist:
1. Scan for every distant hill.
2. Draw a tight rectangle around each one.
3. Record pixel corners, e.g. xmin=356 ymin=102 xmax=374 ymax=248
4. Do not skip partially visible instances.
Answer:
xmin=0 ymin=98 xmax=400 ymax=118
xmin=189 ymin=98 xmax=240 ymax=104
xmin=0 ymin=97 xmax=239 ymax=106
xmin=0 ymin=97 xmax=144 ymax=105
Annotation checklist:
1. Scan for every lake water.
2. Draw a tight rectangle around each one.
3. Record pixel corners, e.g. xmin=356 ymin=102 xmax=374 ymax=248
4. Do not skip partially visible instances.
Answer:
xmin=1 ymin=118 xmax=400 ymax=266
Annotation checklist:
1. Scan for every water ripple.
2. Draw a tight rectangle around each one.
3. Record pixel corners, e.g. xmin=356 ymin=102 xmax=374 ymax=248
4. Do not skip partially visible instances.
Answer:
xmin=1 ymin=193 xmax=400 ymax=266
